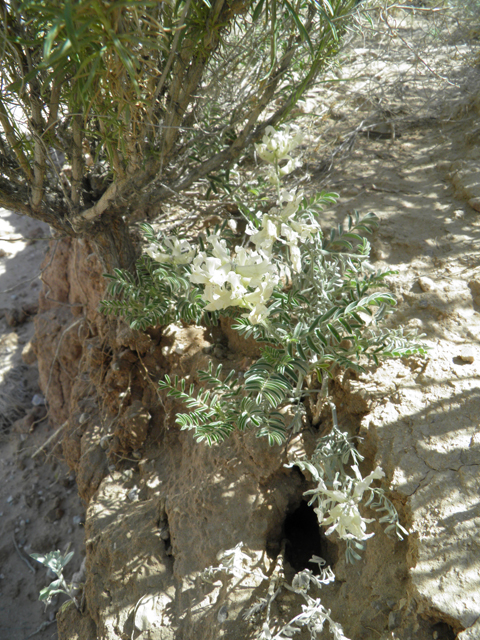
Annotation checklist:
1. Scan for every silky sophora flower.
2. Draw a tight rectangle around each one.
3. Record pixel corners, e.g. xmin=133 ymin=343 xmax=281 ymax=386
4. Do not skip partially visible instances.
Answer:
xmin=246 ymin=187 xmax=320 ymax=273
xmin=306 ymin=465 xmax=385 ymax=542
xmin=189 ymin=232 xmax=279 ymax=324
xmin=256 ymin=124 xmax=304 ymax=165
xmin=256 ymin=125 xmax=304 ymax=186
xmin=146 ymin=237 xmax=195 ymax=265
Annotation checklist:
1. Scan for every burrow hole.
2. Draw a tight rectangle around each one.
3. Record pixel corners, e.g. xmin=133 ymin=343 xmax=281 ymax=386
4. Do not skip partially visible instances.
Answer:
xmin=282 ymin=499 xmax=337 ymax=575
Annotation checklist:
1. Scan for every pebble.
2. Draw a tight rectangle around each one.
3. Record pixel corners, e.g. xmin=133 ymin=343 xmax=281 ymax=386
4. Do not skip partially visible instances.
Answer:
xmin=99 ymin=435 xmax=111 ymax=450
xmin=217 ymin=605 xmax=229 ymax=623
xmin=31 ymin=394 xmax=46 ymax=406
xmin=127 ymin=487 xmax=140 ymax=502
xmin=213 ymin=346 xmax=225 ymax=359
xmin=159 ymin=527 xmax=170 ymax=541
xmin=418 ymin=276 xmax=435 ymax=292
xmin=459 ymin=347 xmax=475 ymax=364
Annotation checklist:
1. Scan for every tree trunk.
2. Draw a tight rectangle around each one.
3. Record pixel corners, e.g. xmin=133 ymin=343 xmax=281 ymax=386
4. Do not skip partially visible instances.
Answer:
xmin=88 ymin=212 xmax=139 ymax=273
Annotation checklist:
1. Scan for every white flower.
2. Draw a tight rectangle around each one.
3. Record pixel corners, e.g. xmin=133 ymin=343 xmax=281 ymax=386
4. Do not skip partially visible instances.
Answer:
xmin=290 ymin=219 xmax=318 ymax=240
xmin=308 ymin=465 xmax=385 ymax=543
xmin=289 ymin=244 xmax=302 ymax=273
xmin=352 ymin=465 xmax=385 ymax=498
xmin=146 ymin=237 xmax=195 ymax=265
xmin=320 ymin=502 xmax=375 ymax=541
xmin=207 ymin=232 xmax=230 ymax=262
xmin=256 ymin=125 xmax=303 ymax=184
xmin=255 ymin=125 xmax=304 ymax=165
xmin=190 ymin=254 xmax=230 ymax=286
xmin=202 ymin=283 xmax=234 ymax=311
xmin=277 ymin=189 xmax=304 ymax=220
xmin=246 ymin=215 xmax=278 ymax=254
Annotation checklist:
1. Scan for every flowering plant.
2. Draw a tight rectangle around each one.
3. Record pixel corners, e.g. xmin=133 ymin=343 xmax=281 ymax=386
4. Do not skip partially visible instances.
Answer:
xmin=101 ymin=124 xmax=422 ymax=639
xmin=102 ymin=124 xmax=426 ymax=447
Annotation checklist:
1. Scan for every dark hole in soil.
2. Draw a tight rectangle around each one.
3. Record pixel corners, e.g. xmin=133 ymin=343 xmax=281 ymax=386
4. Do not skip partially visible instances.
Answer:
xmin=430 ymin=621 xmax=456 ymax=640
xmin=283 ymin=500 xmax=333 ymax=574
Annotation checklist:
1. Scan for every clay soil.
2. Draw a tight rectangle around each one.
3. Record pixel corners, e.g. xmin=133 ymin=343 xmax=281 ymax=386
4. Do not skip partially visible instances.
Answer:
xmin=1 ymin=5 xmax=480 ymax=640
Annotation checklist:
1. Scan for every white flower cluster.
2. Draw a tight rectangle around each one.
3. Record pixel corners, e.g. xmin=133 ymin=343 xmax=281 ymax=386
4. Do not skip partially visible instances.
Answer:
xmin=256 ymin=124 xmax=304 ymax=186
xmin=145 ymin=126 xmax=321 ymax=324
xmin=189 ymin=232 xmax=279 ymax=325
xmin=246 ymin=187 xmax=320 ymax=275
xmin=146 ymin=236 xmax=195 ymax=265
xmin=306 ymin=465 xmax=385 ymax=542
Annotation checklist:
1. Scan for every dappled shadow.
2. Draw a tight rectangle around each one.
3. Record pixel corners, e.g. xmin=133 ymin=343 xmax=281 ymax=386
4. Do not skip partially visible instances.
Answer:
xmin=0 ymin=208 xmax=50 ymax=431
xmin=83 ymin=427 xmax=304 ymax=640
xmin=354 ymin=370 xmax=480 ymax=631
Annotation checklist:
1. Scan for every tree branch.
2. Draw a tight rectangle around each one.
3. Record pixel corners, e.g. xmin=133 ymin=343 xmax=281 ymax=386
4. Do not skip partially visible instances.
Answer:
xmin=0 ymin=98 xmax=33 ymax=182
xmin=30 ymin=91 xmax=47 ymax=211
xmin=71 ymin=115 xmax=83 ymax=207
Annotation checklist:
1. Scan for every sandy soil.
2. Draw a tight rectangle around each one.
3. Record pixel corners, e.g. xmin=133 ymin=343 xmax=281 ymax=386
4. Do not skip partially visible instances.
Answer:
xmin=0 ymin=213 xmax=86 ymax=640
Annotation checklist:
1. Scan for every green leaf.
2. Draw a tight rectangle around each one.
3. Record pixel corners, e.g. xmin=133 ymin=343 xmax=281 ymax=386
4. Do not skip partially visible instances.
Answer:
xmin=252 ymin=0 xmax=266 ymax=21
xmin=283 ymin=0 xmax=314 ymax=55
xmin=327 ymin=323 xmax=342 ymax=343
xmin=309 ymin=307 xmax=339 ymax=331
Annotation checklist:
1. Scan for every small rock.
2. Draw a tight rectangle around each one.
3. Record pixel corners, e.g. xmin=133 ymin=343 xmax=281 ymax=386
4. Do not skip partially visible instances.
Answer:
xmin=127 ymin=486 xmax=140 ymax=502
xmin=388 ymin=610 xmax=402 ymax=630
xmin=159 ymin=527 xmax=170 ymax=541
xmin=459 ymin=347 xmax=475 ymax=364
xmin=21 ymin=341 xmax=37 ymax=365
xmin=22 ymin=302 xmax=38 ymax=316
xmin=469 ymin=197 xmax=480 ymax=212
xmin=45 ymin=506 xmax=64 ymax=522
xmin=418 ymin=276 xmax=435 ymax=292
xmin=217 ymin=605 xmax=229 ymax=623
xmin=213 ymin=346 xmax=225 ymax=359
xmin=4 ymin=307 xmax=27 ymax=327
xmin=32 ymin=394 xmax=46 ymax=406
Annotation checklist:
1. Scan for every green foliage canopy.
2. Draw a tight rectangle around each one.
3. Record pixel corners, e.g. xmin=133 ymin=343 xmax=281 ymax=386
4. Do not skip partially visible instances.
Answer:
xmin=0 ymin=0 xmax=359 ymax=256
